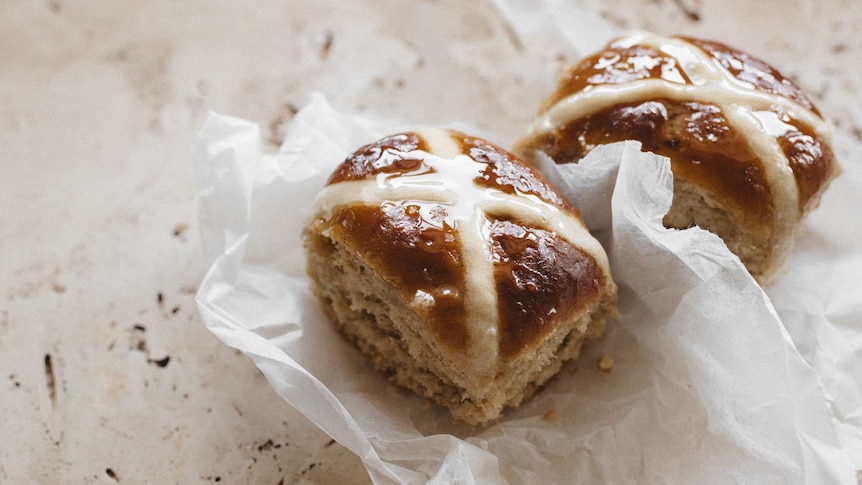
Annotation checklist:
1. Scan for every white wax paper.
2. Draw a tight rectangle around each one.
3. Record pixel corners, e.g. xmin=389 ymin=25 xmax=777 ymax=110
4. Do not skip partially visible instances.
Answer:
xmin=194 ymin=93 xmax=859 ymax=483
xmin=192 ymin=2 xmax=862 ymax=482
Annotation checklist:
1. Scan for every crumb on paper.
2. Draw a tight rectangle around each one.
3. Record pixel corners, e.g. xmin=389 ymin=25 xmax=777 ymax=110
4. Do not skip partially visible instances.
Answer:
xmin=543 ymin=408 xmax=557 ymax=421
xmin=598 ymin=355 xmax=614 ymax=373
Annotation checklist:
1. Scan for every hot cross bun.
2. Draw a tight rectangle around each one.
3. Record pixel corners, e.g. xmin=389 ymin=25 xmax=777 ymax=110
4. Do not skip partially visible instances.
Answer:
xmin=304 ymin=129 xmax=617 ymax=424
xmin=514 ymin=33 xmax=839 ymax=284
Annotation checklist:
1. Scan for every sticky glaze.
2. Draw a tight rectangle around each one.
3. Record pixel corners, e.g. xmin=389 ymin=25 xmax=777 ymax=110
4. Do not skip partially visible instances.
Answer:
xmin=310 ymin=129 xmax=612 ymax=365
xmin=753 ymin=109 xmax=837 ymax=212
xmin=488 ymin=218 xmax=601 ymax=359
xmin=543 ymin=44 xmax=690 ymax=110
xmin=547 ymin=99 xmax=772 ymax=224
xmin=458 ymin=134 xmax=573 ymax=211
xmin=328 ymin=133 xmax=430 ymax=183
xmin=328 ymin=203 xmax=469 ymax=351
xmin=682 ymin=37 xmax=820 ymax=115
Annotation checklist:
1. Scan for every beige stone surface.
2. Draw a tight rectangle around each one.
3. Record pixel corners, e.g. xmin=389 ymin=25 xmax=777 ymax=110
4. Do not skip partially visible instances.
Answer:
xmin=1 ymin=0 xmax=859 ymax=483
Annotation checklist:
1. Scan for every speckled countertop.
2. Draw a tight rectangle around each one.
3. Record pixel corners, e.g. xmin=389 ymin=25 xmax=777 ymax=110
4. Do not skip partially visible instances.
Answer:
xmin=1 ymin=0 xmax=860 ymax=483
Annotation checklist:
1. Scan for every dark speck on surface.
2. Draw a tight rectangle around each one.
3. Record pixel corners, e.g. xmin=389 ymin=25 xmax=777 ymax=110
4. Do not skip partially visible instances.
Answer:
xmin=173 ymin=223 xmax=189 ymax=238
xmin=148 ymin=356 xmax=170 ymax=368
xmin=671 ymin=0 xmax=701 ymax=22
xmin=258 ymin=439 xmax=274 ymax=452
xmin=106 ymin=468 xmax=119 ymax=482
xmin=44 ymin=354 xmax=56 ymax=407
xmin=320 ymin=31 xmax=334 ymax=60
xmin=831 ymin=43 xmax=848 ymax=54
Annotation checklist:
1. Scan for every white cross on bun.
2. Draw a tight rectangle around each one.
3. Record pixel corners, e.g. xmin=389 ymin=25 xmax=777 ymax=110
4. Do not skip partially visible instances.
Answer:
xmin=304 ymin=129 xmax=617 ymax=425
xmin=514 ymin=33 xmax=840 ymax=285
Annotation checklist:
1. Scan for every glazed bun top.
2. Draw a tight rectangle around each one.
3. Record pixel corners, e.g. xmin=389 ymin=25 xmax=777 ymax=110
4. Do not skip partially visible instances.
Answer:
xmin=308 ymin=129 xmax=615 ymax=369
xmin=516 ymin=32 xmax=838 ymax=234
xmin=538 ymin=33 xmax=823 ymax=118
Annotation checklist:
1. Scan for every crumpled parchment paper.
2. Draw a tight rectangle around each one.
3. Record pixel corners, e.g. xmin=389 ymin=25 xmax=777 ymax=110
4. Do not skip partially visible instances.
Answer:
xmin=192 ymin=2 xmax=862 ymax=483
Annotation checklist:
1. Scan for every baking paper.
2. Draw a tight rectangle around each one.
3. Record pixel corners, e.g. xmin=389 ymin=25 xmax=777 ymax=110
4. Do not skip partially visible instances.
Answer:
xmin=193 ymin=93 xmax=859 ymax=483
xmin=193 ymin=2 xmax=862 ymax=483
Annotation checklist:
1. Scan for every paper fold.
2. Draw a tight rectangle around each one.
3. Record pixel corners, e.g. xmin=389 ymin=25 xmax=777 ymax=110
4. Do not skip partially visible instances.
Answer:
xmin=193 ymin=92 xmax=858 ymax=483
